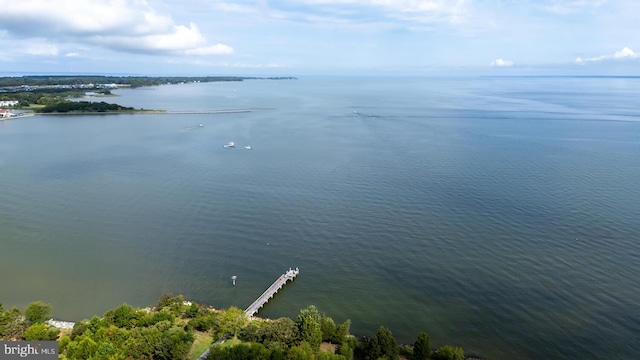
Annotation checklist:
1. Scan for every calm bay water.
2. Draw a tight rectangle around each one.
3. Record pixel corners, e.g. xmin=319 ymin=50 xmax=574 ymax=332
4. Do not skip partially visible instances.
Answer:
xmin=1 ymin=76 xmax=640 ymax=359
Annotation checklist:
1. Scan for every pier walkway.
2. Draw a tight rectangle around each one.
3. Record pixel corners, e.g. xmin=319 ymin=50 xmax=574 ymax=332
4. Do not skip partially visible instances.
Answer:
xmin=245 ymin=267 xmax=299 ymax=318
xmin=197 ymin=268 xmax=299 ymax=360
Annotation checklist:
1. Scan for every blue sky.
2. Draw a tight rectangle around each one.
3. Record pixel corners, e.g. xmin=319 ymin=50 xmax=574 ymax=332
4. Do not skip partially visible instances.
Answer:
xmin=0 ymin=0 xmax=639 ymax=76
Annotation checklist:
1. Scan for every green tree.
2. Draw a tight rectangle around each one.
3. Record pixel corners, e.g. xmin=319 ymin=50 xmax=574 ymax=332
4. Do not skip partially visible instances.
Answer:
xmin=25 ymin=301 xmax=52 ymax=324
xmin=320 ymin=314 xmax=336 ymax=342
xmin=414 ymin=332 xmax=431 ymax=360
xmin=220 ymin=306 xmax=248 ymax=337
xmin=24 ymin=323 xmax=49 ymax=340
xmin=297 ymin=306 xmax=322 ymax=350
xmin=70 ymin=335 xmax=98 ymax=360
xmin=339 ymin=338 xmax=354 ymax=360
xmin=1 ymin=321 xmax=27 ymax=340
xmin=189 ymin=313 xmax=219 ymax=332
xmin=332 ymin=320 xmax=350 ymax=344
xmin=103 ymin=304 xmax=136 ymax=328
xmin=70 ymin=321 xmax=88 ymax=340
xmin=123 ymin=326 xmax=162 ymax=359
xmin=270 ymin=347 xmax=286 ymax=360
xmin=87 ymin=315 xmax=107 ymax=334
xmin=317 ymin=352 xmax=346 ymax=360
xmin=186 ymin=303 xmax=199 ymax=318
xmin=365 ymin=326 xmax=398 ymax=360
xmin=58 ymin=335 xmax=71 ymax=354
xmin=101 ymin=325 xmax=129 ymax=348
xmin=149 ymin=308 xmax=175 ymax=326
xmin=155 ymin=326 xmax=194 ymax=360
xmin=238 ymin=322 xmax=262 ymax=343
xmin=262 ymin=317 xmax=300 ymax=349
xmin=94 ymin=341 xmax=117 ymax=360
xmin=286 ymin=341 xmax=316 ymax=360
xmin=0 ymin=305 xmax=12 ymax=337
xmin=209 ymin=342 xmax=271 ymax=360
xmin=365 ymin=335 xmax=381 ymax=360
xmin=104 ymin=304 xmax=144 ymax=329
xmin=47 ymin=326 xmax=60 ymax=340
xmin=431 ymin=345 xmax=464 ymax=360
xmin=340 ymin=344 xmax=353 ymax=360
xmin=0 ymin=306 xmax=27 ymax=340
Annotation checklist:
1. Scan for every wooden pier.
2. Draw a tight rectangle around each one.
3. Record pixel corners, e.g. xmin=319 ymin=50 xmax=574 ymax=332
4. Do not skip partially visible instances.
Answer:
xmin=244 ymin=267 xmax=299 ymax=318
xmin=197 ymin=268 xmax=300 ymax=360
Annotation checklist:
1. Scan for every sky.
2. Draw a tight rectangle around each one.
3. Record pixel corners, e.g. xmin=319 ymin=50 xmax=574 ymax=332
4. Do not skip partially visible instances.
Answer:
xmin=0 ymin=0 xmax=639 ymax=76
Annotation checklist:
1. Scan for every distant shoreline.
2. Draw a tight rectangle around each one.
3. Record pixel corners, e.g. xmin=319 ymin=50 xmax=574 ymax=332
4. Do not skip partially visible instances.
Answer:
xmin=30 ymin=108 xmax=268 ymax=115
xmin=0 ymin=112 xmax=35 ymax=120
xmin=0 ymin=75 xmax=296 ymax=116
xmin=33 ymin=109 xmax=165 ymax=115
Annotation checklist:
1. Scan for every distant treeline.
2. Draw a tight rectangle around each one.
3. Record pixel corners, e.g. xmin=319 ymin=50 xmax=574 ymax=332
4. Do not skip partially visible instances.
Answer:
xmin=0 ymin=76 xmax=295 ymax=110
xmin=38 ymin=101 xmax=135 ymax=113
xmin=0 ymin=75 xmax=297 ymax=88
xmin=2 ymin=89 xmax=92 ymax=107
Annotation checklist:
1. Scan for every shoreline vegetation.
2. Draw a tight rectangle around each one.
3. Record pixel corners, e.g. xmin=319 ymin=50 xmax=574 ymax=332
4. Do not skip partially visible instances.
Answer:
xmin=0 ymin=75 xmax=297 ymax=115
xmin=0 ymin=295 xmax=479 ymax=360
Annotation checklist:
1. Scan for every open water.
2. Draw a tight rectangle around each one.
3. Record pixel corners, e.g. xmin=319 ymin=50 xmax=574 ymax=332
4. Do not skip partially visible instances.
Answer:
xmin=1 ymin=76 xmax=640 ymax=359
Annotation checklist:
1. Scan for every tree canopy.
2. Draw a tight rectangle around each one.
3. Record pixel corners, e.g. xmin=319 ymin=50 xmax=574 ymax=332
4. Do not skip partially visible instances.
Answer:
xmin=296 ymin=305 xmax=322 ymax=350
xmin=37 ymin=100 xmax=135 ymax=113
xmin=414 ymin=332 xmax=432 ymax=360
xmin=365 ymin=326 xmax=399 ymax=360
xmin=1 ymin=297 xmax=468 ymax=360
xmin=432 ymin=344 xmax=465 ymax=360
xmin=25 ymin=301 xmax=52 ymax=324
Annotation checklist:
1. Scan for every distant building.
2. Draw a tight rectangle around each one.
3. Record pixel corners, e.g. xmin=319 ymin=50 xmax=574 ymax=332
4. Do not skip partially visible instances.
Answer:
xmin=0 ymin=100 xmax=19 ymax=107
xmin=97 ymin=83 xmax=118 ymax=89
xmin=95 ymin=83 xmax=130 ymax=89
xmin=0 ymin=109 xmax=15 ymax=118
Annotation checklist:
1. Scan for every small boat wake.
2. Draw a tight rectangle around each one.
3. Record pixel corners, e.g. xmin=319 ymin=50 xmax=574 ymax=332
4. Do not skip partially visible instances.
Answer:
xmin=352 ymin=110 xmax=377 ymax=118
xmin=223 ymin=141 xmax=253 ymax=150
xmin=184 ymin=123 xmax=205 ymax=130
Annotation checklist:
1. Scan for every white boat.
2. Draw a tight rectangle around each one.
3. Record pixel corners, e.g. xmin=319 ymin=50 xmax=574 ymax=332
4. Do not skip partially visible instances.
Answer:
xmin=199 ymin=123 xmax=204 ymax=127
xmin=224 ymin=141 xmax=235 ymax=148
xmin=244 ymin=145 xmax=252 ymax=150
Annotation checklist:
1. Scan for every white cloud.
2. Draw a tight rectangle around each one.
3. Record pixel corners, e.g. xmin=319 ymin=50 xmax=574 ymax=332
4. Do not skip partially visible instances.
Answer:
xmin=541 ymin=0 xmax=605 ymax=14
xmin=212 ymin=2 xmax=258 ymax=14
xmin=613 ymin=47 xmax=636 ymax=59
xmin=185 ymin=44 xmax=235 ymax=56
xmin=298 ymin=0 xmax=440 ymax=12
xmin=220 ymin=62 xmax=283 ymax=68
xmin=575 ymin=47 xmax=638 ymax=64
xmin=0 ymin=0 xmax=233 ymax=56
xmin=65 ymin=53 xmax=80 ymax=57
xmin=285 ymin=0 xmax=471 ymax=24
xmin=490 ymin=58 xmax=514 ymax=67
xmin=371 ymin=0 xmax=440 ymax=13
xmin=20 ymin=43 xmax=59 ymax=56
xmin=166 ymin=59 xmax=282 ymax=68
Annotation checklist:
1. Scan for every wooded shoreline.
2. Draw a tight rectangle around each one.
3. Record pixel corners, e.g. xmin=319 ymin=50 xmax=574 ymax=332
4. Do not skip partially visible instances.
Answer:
xmin=1 ymin=296 xmax=477 ymax=360
xmin=0 ymin=75 xmax=297 ymax=114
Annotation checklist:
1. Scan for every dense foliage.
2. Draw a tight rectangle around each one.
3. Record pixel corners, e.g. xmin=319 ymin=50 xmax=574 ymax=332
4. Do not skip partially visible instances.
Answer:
xmin=1 ymin=296 xmax=470 ymax=360
xmin=0 ymin=75 xmax=296 ymax=88
xmin=37 ymin=101 xmax=135 ymax=113
xmin=1 ymin=88 xmax=84 ymax=106
xmin=0 ymin=76 xmax=290 ymax=109
xmin=0 ymin=301 xmax=58 ymax=341
xmin=414 ymin=332 xmax=432 ymax=360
